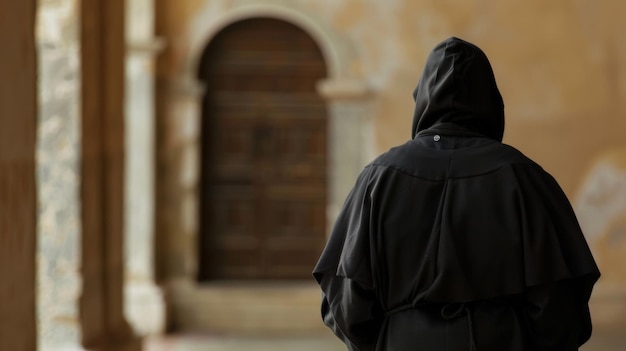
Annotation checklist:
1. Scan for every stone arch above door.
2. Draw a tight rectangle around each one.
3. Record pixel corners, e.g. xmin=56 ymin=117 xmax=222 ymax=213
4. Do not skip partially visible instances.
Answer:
xmin=187 ymin=3 xmax=346 ymax=81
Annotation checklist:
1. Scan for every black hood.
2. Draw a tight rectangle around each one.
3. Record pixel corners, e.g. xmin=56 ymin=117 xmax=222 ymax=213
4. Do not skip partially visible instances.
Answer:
xmin=411 ymin=37 xmax=504 ymax=141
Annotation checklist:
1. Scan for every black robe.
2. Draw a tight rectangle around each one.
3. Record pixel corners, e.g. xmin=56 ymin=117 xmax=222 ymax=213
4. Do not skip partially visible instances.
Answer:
xmin=313 ymin=37 xmax=600 ymax=351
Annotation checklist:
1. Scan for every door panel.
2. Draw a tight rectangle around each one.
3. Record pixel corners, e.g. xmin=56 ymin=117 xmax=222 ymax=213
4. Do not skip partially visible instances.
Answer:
xmin=199 ymin=18 xmax=328 ymax=280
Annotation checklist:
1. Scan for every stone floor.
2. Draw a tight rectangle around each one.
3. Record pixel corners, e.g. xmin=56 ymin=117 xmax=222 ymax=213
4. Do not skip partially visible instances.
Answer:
xmin=145 ymin=332 xmax=626 ymax=351
xmin=144 ymin=334 xmax=345 ymax=351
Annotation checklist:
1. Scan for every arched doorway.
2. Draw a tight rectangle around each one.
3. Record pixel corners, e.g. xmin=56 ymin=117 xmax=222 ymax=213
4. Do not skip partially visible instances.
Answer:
xmin=197 ymin=18 xmax=328 ymax=281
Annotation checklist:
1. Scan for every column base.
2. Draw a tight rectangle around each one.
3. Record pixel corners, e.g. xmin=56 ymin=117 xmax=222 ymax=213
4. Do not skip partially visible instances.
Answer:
xmin=125 ymin=281 xmax=166 ymax=336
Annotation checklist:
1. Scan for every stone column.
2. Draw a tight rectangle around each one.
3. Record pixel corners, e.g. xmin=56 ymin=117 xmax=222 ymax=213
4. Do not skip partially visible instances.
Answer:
xmin=155 ymin=76 xmax=204 ymax=331
xmin=0 ymin=1 xmax=37 ymax=350
xmin=36 ymin=1 xmax=84 ymax=350
xmin=157 ymin=77 xmax=205 ymax=282
xmin=124 ymin=0 xmax=166 ymax=336
xmin=317 ymin=78 xmax=374 ymax=228
xmin=81 ymin=0 xmax=140 ymax=349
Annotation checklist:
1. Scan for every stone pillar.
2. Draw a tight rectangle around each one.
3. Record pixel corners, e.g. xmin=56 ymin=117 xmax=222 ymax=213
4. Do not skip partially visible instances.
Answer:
xmin=156 ymin=77 xmax=204 ymax=282
xmin=317 ymin=78 xmax=374 ymax=227
xmin=154 ymin=72 xmax=204 ymax=332
xmin=0 ymin=1 xmax=37 ymax=350
xmin=81 ymin=0 xmax=140 ymax=349
xmin=36 ymin=0 xmax=83 ymax=350
xmin=124 ymin=0 xmax=166 ymax=336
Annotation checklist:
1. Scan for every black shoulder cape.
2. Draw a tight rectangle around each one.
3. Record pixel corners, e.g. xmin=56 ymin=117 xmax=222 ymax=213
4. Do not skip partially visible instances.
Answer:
xmin=314 ymin=137 xmax=599 ymax=301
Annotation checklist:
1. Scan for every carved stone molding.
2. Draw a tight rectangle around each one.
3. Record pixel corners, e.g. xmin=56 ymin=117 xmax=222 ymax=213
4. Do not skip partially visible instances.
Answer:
xmin=317 ymin=78 xmax=371 ymax=101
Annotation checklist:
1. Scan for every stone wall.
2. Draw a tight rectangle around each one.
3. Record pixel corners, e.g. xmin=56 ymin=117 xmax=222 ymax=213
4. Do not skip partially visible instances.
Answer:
xmin=576 ymin=150 xmax=626 ymax=331
xmin=157 ymin=0 xmax=626 ymax=194
xmin=0 ymin=1 xmax=37 ymax=350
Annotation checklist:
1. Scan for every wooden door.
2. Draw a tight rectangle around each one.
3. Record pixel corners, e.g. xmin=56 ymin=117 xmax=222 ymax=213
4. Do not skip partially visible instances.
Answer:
xmin=198 ymin=18 xmax=328 ymax=280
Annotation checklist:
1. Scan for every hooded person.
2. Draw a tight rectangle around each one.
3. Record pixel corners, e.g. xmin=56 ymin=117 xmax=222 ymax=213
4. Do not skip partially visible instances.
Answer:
xmin=312 ymin=37 xmax=600 ymax=351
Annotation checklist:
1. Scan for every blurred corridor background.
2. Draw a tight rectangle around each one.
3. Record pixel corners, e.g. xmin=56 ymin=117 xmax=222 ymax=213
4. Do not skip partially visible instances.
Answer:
xmin=1 ymin=0 xmax=625 ymax=350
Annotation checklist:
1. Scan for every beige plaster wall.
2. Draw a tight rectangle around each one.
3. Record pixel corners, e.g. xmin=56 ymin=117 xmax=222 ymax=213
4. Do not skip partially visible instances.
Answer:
xmin=157 ymin=0 xmax=626 ymax=195
xmin=577 ymin=149 xmax=626 ymax=330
